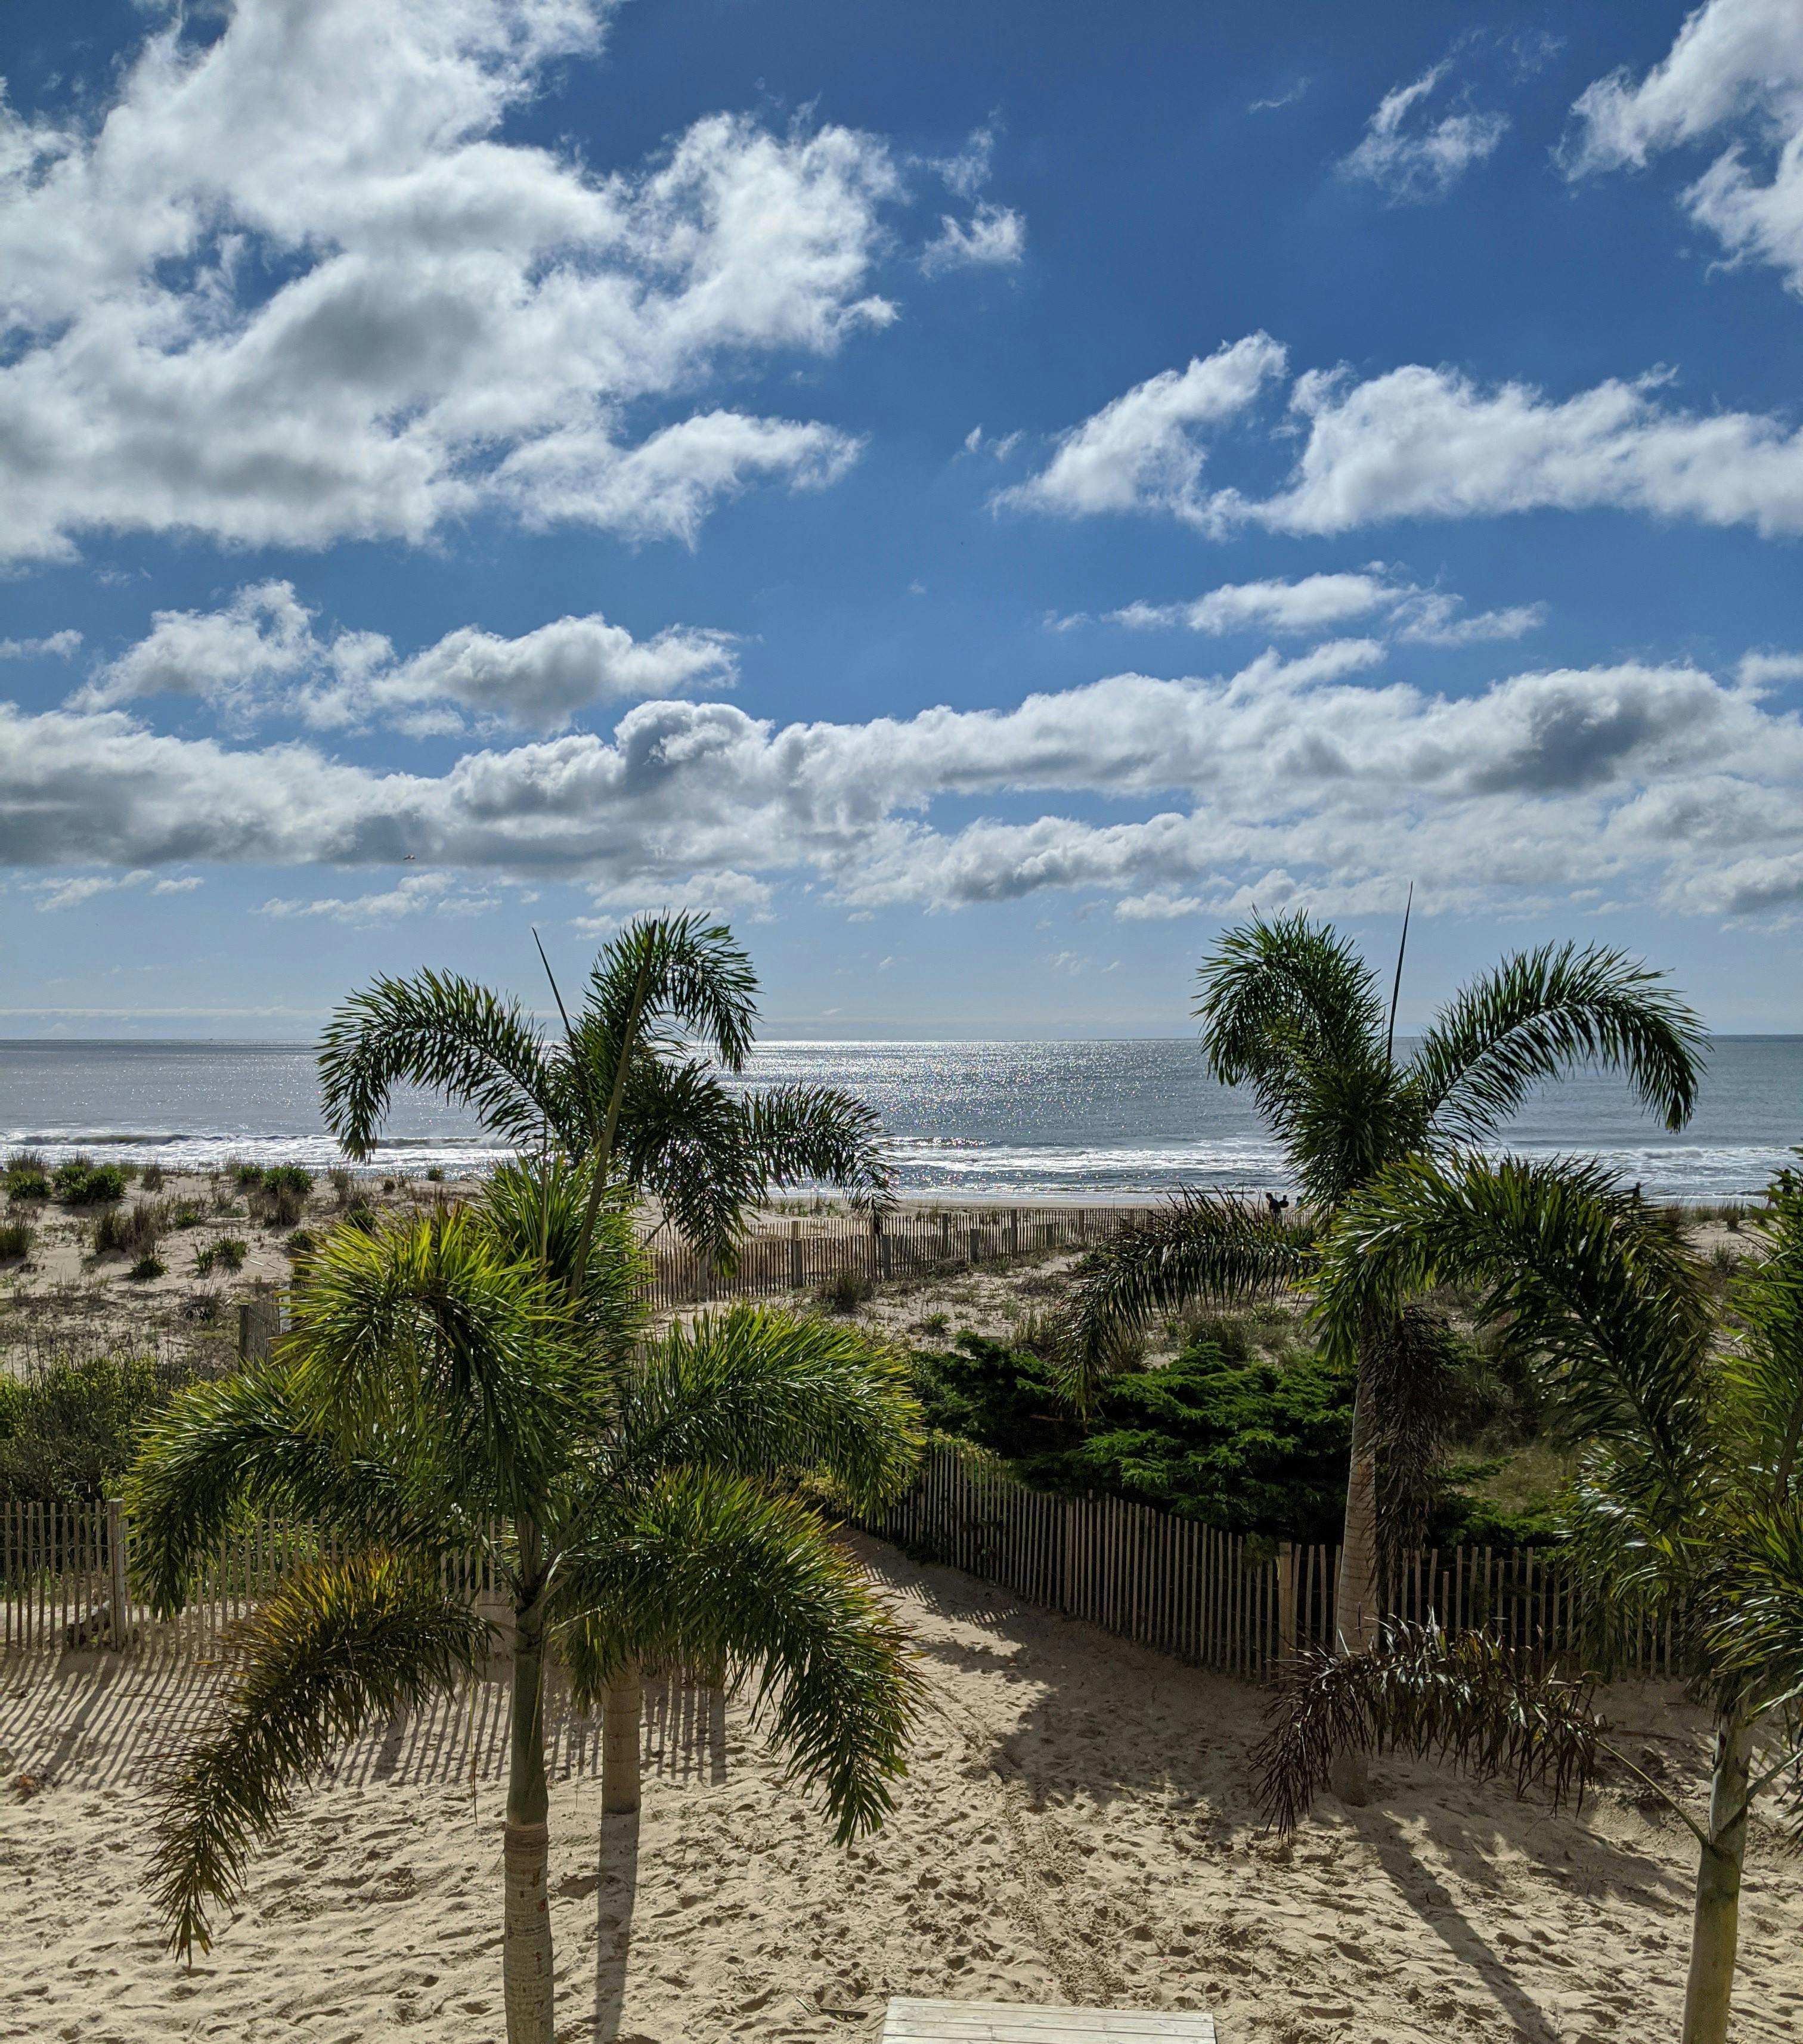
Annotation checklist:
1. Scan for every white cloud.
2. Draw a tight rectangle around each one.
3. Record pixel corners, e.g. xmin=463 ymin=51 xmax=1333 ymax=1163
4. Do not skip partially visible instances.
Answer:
xmin=257 ymin=872 xmax=498 ymax=924
xmin=9 ymin=645 xmax=1803 ymax=919
xmin=0 ymin=631 xmax=82 ymax=660
xmin=1232 ymin=358 xmax=1803 ymax=536
xmin=1249 ymin=81 xmax=1310 ymax=114
xmin=997 ymin=334 xmax=1287 ymax=524
xmin=1021 ymin=336 xmax=1803 ymax=539
xmin=0 ymin=2 xmax=904 ymax=563
xmin=1740 ymin=649 xmax=1803 ymax=686
xmin=76 ymin=581 xmax=736 ymax=733
xmin=27 ymin=870 xmax=153 ymax=912
xmin=1114 ymin=891 xmax=1204 ymax=920
xmin=920 ymin=202 xmax=1026 ymax=274
xmin=1563 ymin=0 xmax=1803 ymax=294
xmin=1107 ymin=572 xmax=1544 ymax=646
xmin=1342 ymin=61 xmax=1510 ymax=201
xmin=153 ymin=876 xmax=203 ymax=895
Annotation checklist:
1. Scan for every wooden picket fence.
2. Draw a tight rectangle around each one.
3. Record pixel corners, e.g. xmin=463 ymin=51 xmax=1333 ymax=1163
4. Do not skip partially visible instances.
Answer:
xmin=637 ymin=1203 xmax=1149 ymax=1311
xmin=5 ymin=1461 xmax=1680 ymax=1685
xmin=866 ymin=1444 xmax=1679 ymax=1682
xmin=1 ymin=1499 xmax=504 ymax=1655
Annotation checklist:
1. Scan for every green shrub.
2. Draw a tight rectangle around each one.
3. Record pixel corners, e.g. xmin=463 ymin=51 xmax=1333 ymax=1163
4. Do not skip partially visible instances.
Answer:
xmin=0 ymin=1355 xmax=171 ymax=1507
xmin=126 ymin=1251 xmax=166 ymax=1281
xmin=93 ymin=1198 xmax=170 ymax=1256
xmin=912 ymin=1334 xmax=1083 ymax=1461
xmin=139 ymin=1162 xmax=166 ymax=1192
xmin=55 ymin=1159 xmax=128 ymax=1205
xmin=263 ymin=1164 xmax=314 ymax=1197
xmin=342 ymin=1198 xmax=379 ymax=1235
xmin=284 ymin=1227 xmax=317 ymax=1261
xmin=0 ymin=1219 xmax=33 ymax=1260
xmin=426 ymin=1165 xmax=445 ymax=1183
xmin=234 ymin=1160 xmax=264 ymax=1187
xmin=328 ymin=1165 xmax=354 ymax=1205
xmin=5 ymin=1152 xmax=49 ymax=1200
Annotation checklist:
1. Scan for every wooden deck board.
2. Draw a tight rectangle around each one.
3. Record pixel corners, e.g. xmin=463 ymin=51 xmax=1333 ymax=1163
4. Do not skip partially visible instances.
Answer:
xmin=883 ymin=1999 xmax=1216 ymax=2044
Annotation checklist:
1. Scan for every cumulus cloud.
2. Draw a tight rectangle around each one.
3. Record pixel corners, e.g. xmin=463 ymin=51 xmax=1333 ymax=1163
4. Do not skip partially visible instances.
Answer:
xmin=257 ymin=872 xmax=498 ymax=924
xmin=1341 ymin=61 xmax=1510 ymax=201
xmin=0 ymin=0 xmax=904 ymax=563
xmin=0 ymin=631 xmax=82 ymax=660
xmin=1563 ymin=0 xmax=1803 ymax=294
xmin=75 ymin=582 xmax=736 ymax=734
xmin=920 ymin=202 xmax=1026 ymax=274
xmin=996 ymin=335 xmax=1287 ymax=524
xmin=1011 ymin=334 xmax=1803 ymax=539
xmin=1107 ymin=570 xmax=1545 ymax=645
xmin=7 ymin=646 xmax=1803 ymax=920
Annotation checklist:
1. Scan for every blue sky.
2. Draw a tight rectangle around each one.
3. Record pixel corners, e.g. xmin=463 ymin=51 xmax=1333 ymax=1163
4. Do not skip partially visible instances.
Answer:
xmin=2 ymin=0 xmax=1802 ymax=1036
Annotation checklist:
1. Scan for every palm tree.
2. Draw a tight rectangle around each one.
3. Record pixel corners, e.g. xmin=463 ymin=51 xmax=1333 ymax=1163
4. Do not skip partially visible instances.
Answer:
xmin=1257 ymin=1153 xmax=1803 ymax=2044
xmin=132 ymin=1164 xmax=922 ymax=2044
xmin=318 ymin=911 xmax=896 ymax=1810
xmin=317 ymin=911 xmax=894 ymax=1276
xmin=1071 ymin=914 xmax=1705 ymax=1799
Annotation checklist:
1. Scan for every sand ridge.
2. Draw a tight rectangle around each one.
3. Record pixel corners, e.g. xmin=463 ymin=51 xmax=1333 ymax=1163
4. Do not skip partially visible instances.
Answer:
xmin=4 ymin=1532 xmax=1801 ymax=2042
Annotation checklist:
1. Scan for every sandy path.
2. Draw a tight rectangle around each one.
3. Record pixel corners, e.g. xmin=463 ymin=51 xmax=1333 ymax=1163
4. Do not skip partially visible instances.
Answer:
xmin=4 ymin=1535 xmax=1801 ymax=2043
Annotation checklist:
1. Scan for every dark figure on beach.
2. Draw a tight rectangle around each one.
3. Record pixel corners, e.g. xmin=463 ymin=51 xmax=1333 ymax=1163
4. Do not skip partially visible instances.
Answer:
xmin=1265 ymin=1192 xmax=1290 ymax=1218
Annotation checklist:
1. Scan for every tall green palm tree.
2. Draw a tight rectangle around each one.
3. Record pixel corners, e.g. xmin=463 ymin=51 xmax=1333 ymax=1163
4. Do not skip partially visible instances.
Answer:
xmin=317 ymin=911 xmax=894 ymax=1274
xmin=1071 ymin=914 xmax=1705 ymax=1799
xmin=318 ymin=911 xmax=896 ymax=1815
xmin=132 ymin=1164 xmax=922 ymax=2044
xmin=1259 ymin=1153 xmax=1803 ymax=2044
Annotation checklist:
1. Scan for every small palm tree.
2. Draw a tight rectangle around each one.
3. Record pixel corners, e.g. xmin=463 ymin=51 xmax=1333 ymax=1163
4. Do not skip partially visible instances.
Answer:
xmin=1071 ymin=914 xmax=1705 ymax=1799
xmin=318 ymin=911 xmax=893 ymax=1272
xmin=132 ymin=1166 xmax=922 ymax=2044
xmin=1257 ymin=1153 xmax=1803 ymax=2044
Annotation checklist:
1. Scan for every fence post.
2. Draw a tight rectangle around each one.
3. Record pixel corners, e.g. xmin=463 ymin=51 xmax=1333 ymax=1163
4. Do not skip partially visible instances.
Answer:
xmin=106 ymin=1497 xmax=129 ymax=1648
xmin=788 ymin=1219 xmax=803 ymax=1291
xmin=1276 ymin=1541 xmax=1297 ymax=1673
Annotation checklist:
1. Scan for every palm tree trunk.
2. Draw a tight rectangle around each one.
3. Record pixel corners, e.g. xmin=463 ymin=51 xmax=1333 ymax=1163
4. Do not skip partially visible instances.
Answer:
xmin=1329 ymin=1369 xmax=1381 ymax=1806
xmin=603 ymin=1661 xmax=642 ymax=1814
xmin=504 ymin=1590 xmax=554 ymax=2044
xmin=1681 ymin=1705 xmax=1753 ymax=2044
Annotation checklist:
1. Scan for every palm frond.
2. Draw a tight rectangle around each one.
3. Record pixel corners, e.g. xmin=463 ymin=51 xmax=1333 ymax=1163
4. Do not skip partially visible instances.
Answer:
xmin=1195 ymin=913 xmax=1385 ymax=1100
xmin=150 ymin=1552 xmax=487 ymax=1958
xmin=478 ymin=1156 xmax=646 ymax=1370
xmin=1317 ymin=1155 xmax=1714 ymax=1496
xmin=606 ymin=1307 xmax=922 ymax=1516
xmin=735 ymin=1084 xmax=894 ymax=1214
xmin=317 ymin=970 xmax=560 ymax=1159
xmin=1065 ymin=1192 xmax=1312 ymax=1409
xmin=612 ymin=1053 xmax=755 ymax=1266
xmin=1408 ymin=942 xmax=1706 ymax=1147
xmin=127 ymin=1369 xmax=426 ymax=1616
xmin=580 ymin=913 xmax=759 ymax=1077
xmin=1253 ymin=1620 xmax=1603 ymax=1835
xmin=1361 ymin=1306 xmax=1460 ymax=1575
xmin=1726 ymin=1168 xmax=1803 ymax=1502
xmin=554 ymin=1468 xmax=919 ymax=1842
xmin=287 ymin=1208 xmax=574 ymax=1520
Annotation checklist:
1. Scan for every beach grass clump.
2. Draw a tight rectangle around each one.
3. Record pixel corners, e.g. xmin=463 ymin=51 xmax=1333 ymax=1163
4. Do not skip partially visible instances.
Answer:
xmin=284 ymin=1227 xmax=317 ymax=1263
xmin=93 ymin=1199 xmax=169 ymax=1257
xmin=126 ymin=1252 xmax=167 ymax=1282
xmin=328 ymin=1165 xmax=354 ymax=1205
xmin=5 ymin=1151 xmax=50 ymax=1200
xmin=193 ymin=1236 xmax=247 ymax=1276
xmin=55 ymin=1158 xmax=128 ymax=1205
xmin=244 ymin=1164 xmax=312 ymax=1229
xmin=815 ymin=1266 xmax=873 ymax=1313
xmin=340 ymin=1196 xmax=379 ymax=1236
xmin=426 ymin=1165 xmax=445 ymax=1182
xmin=0 ymin=1218 xmax=34 ymax=1260
xmin=140 ymin=1162 xmax=166 ymax=1192
xmin=233 ymin=1160 xmax=264 ymax=1187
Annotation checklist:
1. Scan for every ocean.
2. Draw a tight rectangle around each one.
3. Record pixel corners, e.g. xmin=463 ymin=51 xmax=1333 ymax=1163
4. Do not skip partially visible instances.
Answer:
xmin=1 ymin=1036 xmax=1798 ymax=1204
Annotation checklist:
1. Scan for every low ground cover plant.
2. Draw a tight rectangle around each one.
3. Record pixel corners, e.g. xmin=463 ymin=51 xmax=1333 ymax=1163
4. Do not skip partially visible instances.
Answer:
xmin=56 ymin=1159 xmax=128 ymax=1205
xmin=5 ymin=1151 xmax=50 ymax=1200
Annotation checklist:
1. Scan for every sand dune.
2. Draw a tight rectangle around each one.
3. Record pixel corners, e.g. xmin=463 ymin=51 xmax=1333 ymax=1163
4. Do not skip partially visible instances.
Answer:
xmin=4 ymin=1533 xmax=1801 ymax=2043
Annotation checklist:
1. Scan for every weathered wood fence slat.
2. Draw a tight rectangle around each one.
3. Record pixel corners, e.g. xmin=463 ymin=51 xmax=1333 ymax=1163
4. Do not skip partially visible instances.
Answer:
xmin=636 ymin=1204 xmax=1148 ymax=1311
xmin=863 ymin=1445 xmax=1668 ymax=1681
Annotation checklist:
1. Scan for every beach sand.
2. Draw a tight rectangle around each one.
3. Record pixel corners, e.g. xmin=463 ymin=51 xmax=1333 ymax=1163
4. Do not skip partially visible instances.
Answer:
xmin=5 ymin=1532 xmax=1801 ymax=2044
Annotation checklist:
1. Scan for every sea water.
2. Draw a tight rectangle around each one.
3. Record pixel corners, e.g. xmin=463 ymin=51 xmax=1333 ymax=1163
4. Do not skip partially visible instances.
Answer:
xmin=0 ymin=1036 xmax=1798 ymax=1203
